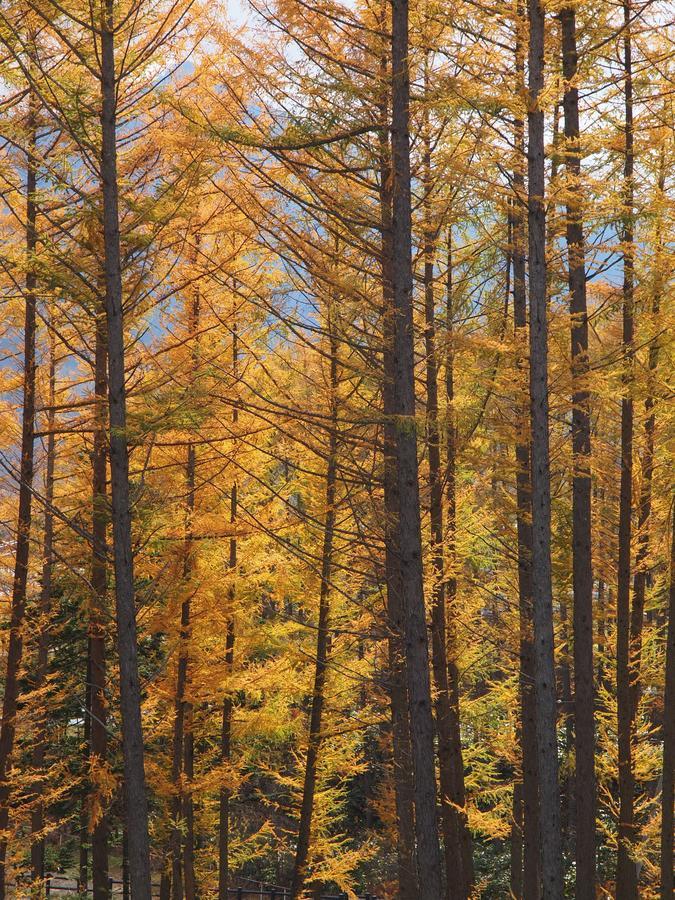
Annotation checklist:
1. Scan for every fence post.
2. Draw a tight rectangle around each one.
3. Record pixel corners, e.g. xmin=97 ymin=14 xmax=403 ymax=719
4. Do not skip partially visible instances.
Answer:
xmin=237 ymin=889 xmax=243 ymax=900
xmin=271 ymin=892 xmax=276 ymax=900
xmin=109 ymin=875 xmax=114 ymax=894
xmin=45 ymin=875 xmax=51 ymax=898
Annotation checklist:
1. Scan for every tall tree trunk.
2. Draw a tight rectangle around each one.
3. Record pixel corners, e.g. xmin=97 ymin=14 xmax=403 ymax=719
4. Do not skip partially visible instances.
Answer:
xmin=615 ymin=3 xmax=637 ymax=894
xmin=527 ymin=0 xmax=564 ymax=894
xmin=182 ymin=714 xmax=196 ymax=900
xmin=0 ymin=92 xmax=38 ymax=896
xmin=661 ymin=506 xmax=675 ymax=899
xmin=99 ymin=3 xmax=152 ymax=893
xmin=290 ymin=317 xmax=339 ymax=898
xmin=390 ymin=2 xmax=443 ymax=894
xmin=30 ymin=329 xmax=56 ymax=892
xmin=90 ymin=308 xmax=110 ymax=900
xmin=560 ymin=9 xmax=596 ymax=892
xmin=379 ymin=119 xmax=417 ymax=898
xmin=628 ymin=155 xmax=665 ymax=719
xmin=421 ymin=100 xmax=467 ymax=900
xmin=217 ymin=613 xmax=235 ymax=900
xmin=182 ymin=272 xmax=200 ymax=900
xmin=512 ymin=13 xmax=540 ymax=893
xmin=443 ymin=233 xmax=474 ymax=898
xmin=80 ymin=660 xmax=92 ymax=893
xmin=218 ymin=316 xmax=239 ymax=900
xmin=170 ymin=280 xmax=200 ymax=900
xmin=558 ymin=599 xmax=573 ymax=853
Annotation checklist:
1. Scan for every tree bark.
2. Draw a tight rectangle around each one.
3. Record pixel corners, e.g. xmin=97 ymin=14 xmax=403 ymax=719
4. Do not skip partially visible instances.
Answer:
xmin=511 ymin=14 xmax=540 ymax=893
xmin=527 ymin=0 xmax=564 ymax=894
xmin=30 ymin=328 xmax=56 ymax=892
xmin=99 ymin=3 xmax=152 ymax=893
xmin=615 ymin=3 xmax=637 ymax=895
xmin=90 ymin=307 xmax=110 ymax=900
xmin=628 ymin=155 xmax=665 ymax=720
xmin=661 ymin=506 xmax=675 ymax=898
xmin=290 ymin=316 xmax=339 ymax=898
xmin=560 ymin=9 xmax=596 ymax=892
xmin=81 ymin=660 xmax=92 ymax=894
xmin=420 ymin=99 xmax=469 ymax=900
xmin=379 ymin=116 xmax=417 ymax=899
xmin=219 ymin=318 xmax=239 ymax=900
xmin=443 ymin=233 xmax=474 ymax=899
xmin=0 ymin=92 xmax=38 ymax=896
xmin=170 ymin=280 xmax=200 ymax=900
xmin=390 ymin=2 xmax=443 ymax=895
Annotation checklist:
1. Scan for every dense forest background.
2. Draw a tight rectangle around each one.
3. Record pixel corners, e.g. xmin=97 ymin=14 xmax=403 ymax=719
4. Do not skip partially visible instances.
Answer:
xmin=0 ymin=0 xmax=673 ymax=896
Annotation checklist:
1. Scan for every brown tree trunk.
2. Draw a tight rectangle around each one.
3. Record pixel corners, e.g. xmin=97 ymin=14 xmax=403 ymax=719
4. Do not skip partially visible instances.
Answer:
xmin=80 ymin=661 xmax=91 ymax=893
xmin=527 ymin=0 xmax=564 ymax=894
xmin=378 ymin=81 xmax=417 ymax=898
xmin=628 ymin=155 xmax=665 ymax=721
xmin=421 ymin=101 xmax=468 ymax=900
xmin=511 ymin=15 xmax=540 ymax=893
xmin=615 ymin=3 xmax=637 ymax=895
xmin=30 ymin=329 xmax=56 ymax=891
xmin=170 ymin=281 xmax=200 ymax=900
xmin=0 ymin=93 xmax=38 ymax=895
xmin=100 ymin=3 xmax=152 ymax=893
xmin=219 ymin=317 xmax=239 ymax=900
xmin=443 ymin=233 xmax=474 ymax=899
xmin=183 ymin=715 xmax=196 ymax=900
xmin=383 ymin=209 xmax=417 ymax=900
xmin=390 ymin=2 xmax=442 ymax=894
xmin=560 ymin=9 xmax=596 ymax=892
xmin=661 ymin=506 xmax=675 ymax=898
xmin=91 ymin=307 xmax=110 ymax=900
xmin=217 ymin=611 xmax=235 ymax=900
xmin=290 ymin=316 xmax=339 ymax=898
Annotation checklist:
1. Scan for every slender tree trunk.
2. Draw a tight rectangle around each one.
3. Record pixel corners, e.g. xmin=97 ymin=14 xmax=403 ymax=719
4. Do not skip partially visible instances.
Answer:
xmin=80 ymin=661 xmax=92 ymax=893
xmin=512 ymin=15 xmax=540 ymax=892
xmin=100 ymin=3 xmax=152 ymax=893
xmin=170 ymin=281 xmax=200 ymax=900
xmin=218 ymin=318 xmax=239 ymax=900
xmin=217 ymin=613 xmax=235 ymax=900
xmin=661 ymin=506 xmax=675 ymax=899
xmin=527 ymin=0 xmax=564 ymax=894
xmin=90 ymin=308 xmax=110 ymax=900
xmin=421 ymin=104 xmax=466 ymax=900
xmin=182 ymin=282 xmax=200 ymax=900
xmin=390 ymin=2 xmax=443 ymax=894
xmin=443 ymin=233 xmax=474 ymax=898
xmin=0 ymin=93 xmax=38 ymax=896
xmin=380 ymin=139 xmax=417 ymax=899
xmin=615 ymin=3 xmax=637 ymax=895
xmin=628 ymin=155 xmax=665 ymax=720
xmin=290 ymin=318 xmax=339 ymax=898
xmin=30 ymin=330 xmax=56 ymax=893
xmin=182 ymin=715 xmax=196 ymax=900
xmin=558 ymin=600 xmax=574 ymax=854
xmin=506 ymin=203 xmax=524 ymax=900
xmin=560 ymin=9 xmax=596 ymax=891
xmin=378 ymin=67 xmax=417 ymax=895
